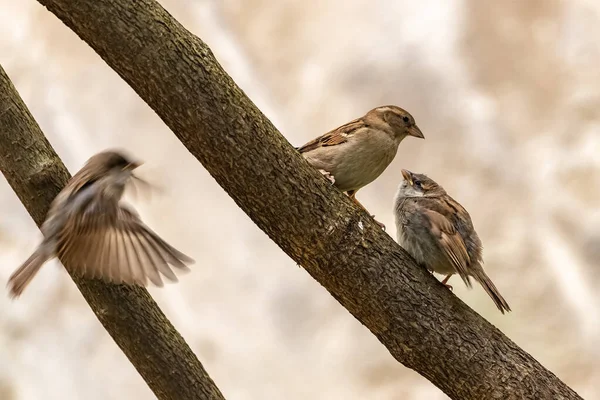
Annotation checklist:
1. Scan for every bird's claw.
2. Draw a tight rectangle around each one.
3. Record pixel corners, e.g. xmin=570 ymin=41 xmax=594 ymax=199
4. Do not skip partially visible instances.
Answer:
xmin=318 ymin=169 xmax=336 ymax=185
xmin=372 ymin=215 xmax=386 ymax=231
xmin=440 ymin=274 xmax=453 ymax=291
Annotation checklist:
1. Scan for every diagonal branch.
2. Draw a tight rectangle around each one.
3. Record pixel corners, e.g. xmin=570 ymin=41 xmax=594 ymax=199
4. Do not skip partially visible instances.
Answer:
xmin=34 ymin=0 xmax=581 ymax=398
xmin=0 ymin=64 xmax=225 ymax=400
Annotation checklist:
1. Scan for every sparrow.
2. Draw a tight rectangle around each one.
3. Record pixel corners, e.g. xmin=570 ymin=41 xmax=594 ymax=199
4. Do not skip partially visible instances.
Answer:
xmin=297 ymin=105 xmax=424 ymax=229
xmin=7 ymin=150 xmax=193 ymax=298
xmin=394 ymin=169 xmax=510 ymax=313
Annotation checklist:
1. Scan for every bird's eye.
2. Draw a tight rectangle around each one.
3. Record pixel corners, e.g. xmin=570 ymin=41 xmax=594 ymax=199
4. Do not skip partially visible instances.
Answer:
xmin=402 ymin=116 xmax=410 ymax=123
xmin=413 ymin=180 xmax=422 ymax=188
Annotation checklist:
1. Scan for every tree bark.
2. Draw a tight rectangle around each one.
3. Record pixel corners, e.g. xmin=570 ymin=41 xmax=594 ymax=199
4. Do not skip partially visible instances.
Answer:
xmin=31 ymin=0 xmax=582 ymax=398
xmin=0 ymin=65 xmax=225 ymax=400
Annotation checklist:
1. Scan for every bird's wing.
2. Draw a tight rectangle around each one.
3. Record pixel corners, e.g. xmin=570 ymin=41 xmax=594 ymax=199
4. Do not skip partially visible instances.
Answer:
xmin=56 ymin=202 xmax=193 ymax=287
xmin=296 ymin=117 xmax=365 ymax=153
xmin=422 ymin=208 xmax=471 ymax=285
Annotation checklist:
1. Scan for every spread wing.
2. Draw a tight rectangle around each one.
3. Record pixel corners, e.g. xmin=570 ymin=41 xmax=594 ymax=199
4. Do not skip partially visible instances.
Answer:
xmin=296 ymin=117 xmax=365 ymax=153
xmin=423 ymin=208 xmax=472 ymax=287
xmin=56 ymin=201 xmax=193 ymax=287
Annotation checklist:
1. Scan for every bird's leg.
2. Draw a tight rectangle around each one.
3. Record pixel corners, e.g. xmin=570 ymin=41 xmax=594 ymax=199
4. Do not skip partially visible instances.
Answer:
xmin=318 ymin=169 xmax=336 ymax=185
xmin=347 ymin=190 xmax=386 ymax=231
xmin=441 ymin=274 xmax=453 ymax=291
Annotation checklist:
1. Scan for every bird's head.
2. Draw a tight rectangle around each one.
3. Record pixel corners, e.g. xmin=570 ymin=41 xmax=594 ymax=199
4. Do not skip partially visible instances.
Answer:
xmin=87 ymin=150 xmax=141 ymax=175
xmin=397 ymin=169 xmax=445 ymax=198
xmin=368 ymin=105 xmax=424 ymax=141
xmin=77 ymin=150 xmax=143 ymax=193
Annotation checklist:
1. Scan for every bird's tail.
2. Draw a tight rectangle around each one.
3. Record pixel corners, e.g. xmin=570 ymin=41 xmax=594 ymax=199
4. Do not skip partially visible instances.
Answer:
xmin=7 ymin=249 xmax=50 ymax=299
xmin=472 ymin=268 xmax=511 ymax=314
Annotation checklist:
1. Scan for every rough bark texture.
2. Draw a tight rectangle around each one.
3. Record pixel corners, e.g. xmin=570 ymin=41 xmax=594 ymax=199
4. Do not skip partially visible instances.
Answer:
xmin=0 ymin=65 xmax=225 ymax=400
xmin=32 ymin=0 xmax=582 ymax=399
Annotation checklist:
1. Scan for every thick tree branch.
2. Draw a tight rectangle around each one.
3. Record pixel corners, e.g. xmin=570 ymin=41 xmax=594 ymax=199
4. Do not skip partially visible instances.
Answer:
xmin=33 ymin=0 xmax=581 ymax=398
xmin=0 ymin=65 xmax=225 ymax=400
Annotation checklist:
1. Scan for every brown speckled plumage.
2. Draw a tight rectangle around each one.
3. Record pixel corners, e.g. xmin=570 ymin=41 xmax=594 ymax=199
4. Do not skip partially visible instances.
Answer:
xmin=394 ymin=169 xmax=510 ymax=313
xmin=7 ymin=150 xmax=193 ymax=298
xmin=298 ymin=105 xmax=424 ymax=228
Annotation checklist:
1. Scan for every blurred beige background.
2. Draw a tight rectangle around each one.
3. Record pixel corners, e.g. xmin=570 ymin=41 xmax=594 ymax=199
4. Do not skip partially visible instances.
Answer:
xmin=1 ymin=0 xmax=599 ymax=399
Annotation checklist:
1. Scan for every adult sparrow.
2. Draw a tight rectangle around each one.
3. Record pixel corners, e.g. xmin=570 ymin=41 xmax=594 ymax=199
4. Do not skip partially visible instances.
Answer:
xmin=297 ymin=106 xmax=424 ymax=229
xmin=394 ymin=169 xmax=510 ymax=313
xmin=7 ymin=150 xmax=193 ymax=298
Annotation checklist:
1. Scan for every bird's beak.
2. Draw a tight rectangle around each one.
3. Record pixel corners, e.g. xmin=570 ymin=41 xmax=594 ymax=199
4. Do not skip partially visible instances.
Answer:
xmin=401 ymin=169 xmax=413 ymax=184
xmin=408 ymin=125 xmax=424 ymax=139
xmin=124 ymin=161 xmax=142 ymax=171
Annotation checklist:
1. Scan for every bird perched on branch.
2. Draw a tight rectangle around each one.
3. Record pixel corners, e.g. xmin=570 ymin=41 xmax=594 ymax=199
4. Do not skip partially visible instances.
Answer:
xmin=7 ymin=150 xmax=193 ymax=298
xmin=394 ymin=169 xmax=510 ymax=313
xmin=297 ymin=105 xmax=424 ymax=229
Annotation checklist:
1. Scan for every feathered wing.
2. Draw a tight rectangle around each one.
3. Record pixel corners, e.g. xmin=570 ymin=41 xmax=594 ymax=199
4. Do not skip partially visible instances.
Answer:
xmin=56 ymin=203 xmax=193 ymax=287
xmin=422 ymin=208 xmax=473 ymax=287
xmin=424 ymin=203 xmax=510 ymax=313
xmin=296 ymin=117 xmax=365 ymax=153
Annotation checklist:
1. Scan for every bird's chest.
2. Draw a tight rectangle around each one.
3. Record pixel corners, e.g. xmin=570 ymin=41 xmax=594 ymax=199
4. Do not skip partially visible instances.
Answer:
xmin=333 ymin=133 xmax=398 ymax=190
xmin=351 ymin=133 xmax=396 ymax=168
xmin=395 ymin=207 xmax=412 ymax=248
xmin=395 ymin=202 xmax=444 ymax=271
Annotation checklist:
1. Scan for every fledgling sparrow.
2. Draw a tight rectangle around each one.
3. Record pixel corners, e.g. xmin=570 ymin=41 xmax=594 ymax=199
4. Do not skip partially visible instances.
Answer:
xmin=7 ymin=150 xmax=193 ymax=299
xmin=394 ymin=169 xmax=510 ymax=313
xmin=297 ymin=106 xmax=424 ymax=229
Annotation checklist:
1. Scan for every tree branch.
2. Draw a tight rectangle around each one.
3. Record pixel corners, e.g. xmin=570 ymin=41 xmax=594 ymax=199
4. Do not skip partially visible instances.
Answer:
xmin=0 ymin=64 xmax=225 ymax=400
xmin=33 ymin=0 xmax=581 ymax=398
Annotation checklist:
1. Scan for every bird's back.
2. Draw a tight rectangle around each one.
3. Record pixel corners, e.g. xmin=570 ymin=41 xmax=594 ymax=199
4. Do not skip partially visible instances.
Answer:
xmin=420 ymin=195 xmax=483 ymax=266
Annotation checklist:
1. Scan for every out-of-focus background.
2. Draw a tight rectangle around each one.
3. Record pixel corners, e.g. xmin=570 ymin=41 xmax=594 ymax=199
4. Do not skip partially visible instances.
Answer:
xmin=0 ymin=0 xmax=599 ymax=399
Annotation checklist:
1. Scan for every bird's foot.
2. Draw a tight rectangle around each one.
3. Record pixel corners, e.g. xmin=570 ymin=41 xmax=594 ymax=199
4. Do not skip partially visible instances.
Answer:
xmin=318 ymin=169 xmax=336 ymax=185
xmin=346 ymin=191 xmax=384 ymax=230
xmin=371 ymin=215 xmax=386 ymax=231
xmin=441 ymin=274 xmax=453 ymax=291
